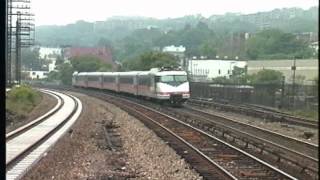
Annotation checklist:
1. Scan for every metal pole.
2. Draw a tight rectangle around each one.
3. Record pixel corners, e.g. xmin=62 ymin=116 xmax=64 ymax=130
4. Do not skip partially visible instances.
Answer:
xmin=280 ymin=75 xmax=285 ymax=109
xmin=7 ymin=0 xmax=12 ymax=86
xmin=291 ymin=58 xmax=296 ymax=110
xmin=15 ymin=12 xmax=21 ymax=85
xmin=6 ymin=0 xmax=8 ymax=87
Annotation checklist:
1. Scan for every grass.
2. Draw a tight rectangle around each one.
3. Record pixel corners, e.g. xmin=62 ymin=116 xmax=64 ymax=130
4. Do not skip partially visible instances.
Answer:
xmin=293 ymin=109 xmax=318 ymax=121
xmin=282 ymin=108 xmax=318 ymax=121
xmin=6 ymin=85 xmax=42 ymax=116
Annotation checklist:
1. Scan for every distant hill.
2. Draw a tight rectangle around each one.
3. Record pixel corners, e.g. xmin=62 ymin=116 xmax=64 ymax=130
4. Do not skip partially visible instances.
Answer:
xmin=35 ymin=6 xmax=318 ymax=47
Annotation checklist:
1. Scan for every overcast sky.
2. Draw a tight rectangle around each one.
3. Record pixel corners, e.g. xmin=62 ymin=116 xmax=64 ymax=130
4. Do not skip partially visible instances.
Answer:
xmin=32 ymin=0 xmax=318 ymax=26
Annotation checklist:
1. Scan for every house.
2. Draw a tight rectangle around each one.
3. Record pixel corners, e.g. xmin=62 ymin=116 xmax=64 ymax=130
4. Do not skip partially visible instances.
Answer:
xmin=24 ymin=71 xmax=49 ymax=80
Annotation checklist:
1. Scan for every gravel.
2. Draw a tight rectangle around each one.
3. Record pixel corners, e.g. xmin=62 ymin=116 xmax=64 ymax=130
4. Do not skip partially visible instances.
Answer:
xmin=23 ymin=92 xmax=202 ymax=180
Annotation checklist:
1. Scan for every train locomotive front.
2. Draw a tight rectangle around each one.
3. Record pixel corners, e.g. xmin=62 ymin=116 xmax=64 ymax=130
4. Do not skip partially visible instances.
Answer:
xmin=152 ymin=69 xmax=190 ymax=105
xmin=72 ymin=68 xmax=190 ymax=106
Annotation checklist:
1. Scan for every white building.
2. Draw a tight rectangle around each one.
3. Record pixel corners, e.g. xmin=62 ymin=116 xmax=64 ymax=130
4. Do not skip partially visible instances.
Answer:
xmin=188 ymin=59 xmax=247 ymax=81
xmin=162 ymin=45 xmax=186 ymax=65
xmin=39 ymin=47 xmax=62 ymax=59
xmin=24 ymin=71 xmax=49 ymax=80
xmin=38 ymin=47 xmax=62 ymax=72
xmin=309 ymin=41 xmax=318 ymax=52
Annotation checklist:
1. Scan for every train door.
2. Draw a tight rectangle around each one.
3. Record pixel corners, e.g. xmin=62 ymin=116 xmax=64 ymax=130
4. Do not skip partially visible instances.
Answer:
xmin=134 ymin=75 xmax=138 ymax=95
xmin=115 ymin=74 xmax=119 ymax=92
xmin=85 ymin=75 xmax=88 ymax=87
xmin=150 ymin=75 xmax=156 ymax=98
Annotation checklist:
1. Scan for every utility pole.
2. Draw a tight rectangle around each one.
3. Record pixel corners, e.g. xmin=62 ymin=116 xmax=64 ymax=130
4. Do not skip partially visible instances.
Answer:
xmin=291 ymin=57 xmax=296 ymax=110
xmin=280 ymin=75 xmax=285 ymax=109
xmin=6 ymin=0 xmax=34 ymax=86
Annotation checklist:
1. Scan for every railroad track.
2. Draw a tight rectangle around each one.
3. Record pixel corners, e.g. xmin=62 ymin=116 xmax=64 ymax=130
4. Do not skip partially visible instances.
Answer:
xmin=6 ymin=89 xmax=82 ymax=180
xmin=162 ymin=105 xmax=318 ymax=179
xmin=64 ymin=88 xmax=298 ymax=180
xmin=187 ymin=98 xmax=318 ymax=129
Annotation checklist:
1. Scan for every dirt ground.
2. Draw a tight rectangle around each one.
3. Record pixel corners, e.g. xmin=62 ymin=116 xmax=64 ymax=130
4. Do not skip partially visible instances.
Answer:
xmin=6 ymin=91 xmax=57 ymax=134
xmin=23 ymin=92 xmax=202 ymax=180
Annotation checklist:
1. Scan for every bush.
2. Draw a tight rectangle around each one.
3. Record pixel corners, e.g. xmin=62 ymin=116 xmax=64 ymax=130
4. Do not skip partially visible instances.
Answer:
xmin=6 ymin=85 xmax=42 ymax=115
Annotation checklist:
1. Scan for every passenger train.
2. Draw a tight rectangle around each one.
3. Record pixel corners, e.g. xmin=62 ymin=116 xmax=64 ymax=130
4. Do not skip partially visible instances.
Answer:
xmin=72 ymin=67 xmax=190 ymax=105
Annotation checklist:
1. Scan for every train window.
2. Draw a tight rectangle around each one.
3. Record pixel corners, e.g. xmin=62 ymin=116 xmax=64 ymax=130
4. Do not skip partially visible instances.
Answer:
xmin=156 ymin=75 xmax=187 ymax=83
xmin=103 ymin=77 xmax=114 ymax=82
xmin=139 ymin=76 xmax=150 ymax=86
xmin=175 ymin=75 xmax=187 ymax=82
xmin=88 ymin=76 xmax=99 ymax=81
xmin=120 ymin=77 xmax=133 ymax=84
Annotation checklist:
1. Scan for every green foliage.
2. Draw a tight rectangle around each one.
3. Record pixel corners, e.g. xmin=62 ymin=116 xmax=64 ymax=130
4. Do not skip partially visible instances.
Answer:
xmin=35 ymin=7 xmax=317 ymax=61
xmin=55 ymin=55 xmax=64 ymax=66
xmin=49 ymin=55 xmax=113 ymax=85
xmin=249 ymin=69 xmax=283 ymax=85
xmin=211 ymin=76 xmax=232 ymax=84
xmin=70 ymin=55 xmax=112 ymax=72
xmin=46 ymin=71 xmax=60 ymax=81
xmin=6 ymin=85 xmax=42 ymax=115
xmin=21 ymin=48 xmax=41 ymax=70
xmin=211 ymin=66 xmax=248 ymax=84
xmin=123 ymin=51 xmax=179 ymax=71
xmin=57 ymin=63 xmax=74 ymax=85
xmin=246 ymin=29 xmax=312 ymax=59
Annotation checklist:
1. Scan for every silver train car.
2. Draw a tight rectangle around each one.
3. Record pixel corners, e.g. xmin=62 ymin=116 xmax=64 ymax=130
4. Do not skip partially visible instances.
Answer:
xmin=72 ymin=68 xmax=190 ymax=105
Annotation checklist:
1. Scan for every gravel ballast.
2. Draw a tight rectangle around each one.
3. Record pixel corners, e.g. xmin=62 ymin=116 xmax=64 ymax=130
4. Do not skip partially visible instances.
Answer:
xmin=23 ymin=92 xmax=202 ymax=179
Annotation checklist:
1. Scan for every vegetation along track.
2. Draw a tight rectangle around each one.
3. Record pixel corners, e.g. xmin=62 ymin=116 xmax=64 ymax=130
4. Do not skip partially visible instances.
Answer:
xmin=6 ymin=89 xmax=82 ymax=180
xmin=54 ymin=87 xmax=299 ymax=180
xmin=187 ymin=98 xmax=318 ymax=129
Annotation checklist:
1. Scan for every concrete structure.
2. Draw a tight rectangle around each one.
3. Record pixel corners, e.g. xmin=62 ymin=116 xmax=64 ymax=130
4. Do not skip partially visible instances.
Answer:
xmin=163 ymin=45 xmax=186 ymax=66
xmin=247 ymin=59 xmax=318 ymax=85
xmin=188 ymin=59 xmax=247 ymax=81
xmin=24 ymin=71 xmax=49 ymax=80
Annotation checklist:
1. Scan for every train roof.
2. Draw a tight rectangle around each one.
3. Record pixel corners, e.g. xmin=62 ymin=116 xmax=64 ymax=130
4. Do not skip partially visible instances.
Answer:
xmin=84 ymin=72 xmax=103 ymax=76
xmin=118 ymin=71 xmax=145 ymax=76
xmin=153 ymin=71 xmax=187 ymax=76
xmin=75 ymin=69 xmax=188 ymax=76
xmin=209 ymin=84 xmax=254 ymax=89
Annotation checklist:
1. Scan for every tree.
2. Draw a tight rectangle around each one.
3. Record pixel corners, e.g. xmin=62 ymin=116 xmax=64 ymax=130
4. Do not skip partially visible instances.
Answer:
xmin=70 ymin=55 xmax=113 ymax=72
xmin=57 ymin=63 xmax=74 ymax=85
xmin=249 ymin=69 xmax=283 ymax=85
xmin=21 ymin=48 xmax=40 ymax=70
xmin=46 ymin=71 xmax=60 ymax=81
xmin=245 ymin=29 xmax=312 ymax=60
xmin=123 ymin=51 xmax=180 ymax=71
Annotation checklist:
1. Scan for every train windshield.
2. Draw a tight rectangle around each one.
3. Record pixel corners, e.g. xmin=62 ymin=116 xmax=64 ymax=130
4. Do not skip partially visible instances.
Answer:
xmin=156 ymin=75 xmax=187 ymax=83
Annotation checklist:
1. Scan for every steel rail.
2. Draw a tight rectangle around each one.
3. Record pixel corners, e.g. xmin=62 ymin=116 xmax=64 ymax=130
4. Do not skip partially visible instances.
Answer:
xmin=74 ymin=89 xmax=297 ymax=180
xmin=6 ymin=89 xmax=63 ymax=140
xmin=188 ymin=98 xmax=318 ymax=128
xmin=6 ymin=89 xmax=81 ymax=179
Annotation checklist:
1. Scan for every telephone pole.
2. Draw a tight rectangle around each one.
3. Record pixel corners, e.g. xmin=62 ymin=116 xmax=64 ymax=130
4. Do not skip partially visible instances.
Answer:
xmin=6 ymin=0 xmax=35 ymax=86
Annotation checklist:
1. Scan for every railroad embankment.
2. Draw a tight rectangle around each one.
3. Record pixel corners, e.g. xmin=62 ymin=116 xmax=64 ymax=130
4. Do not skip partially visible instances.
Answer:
xmin=6 ymin=85 xmax=57 ymax=133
